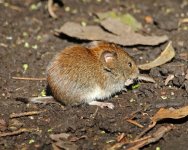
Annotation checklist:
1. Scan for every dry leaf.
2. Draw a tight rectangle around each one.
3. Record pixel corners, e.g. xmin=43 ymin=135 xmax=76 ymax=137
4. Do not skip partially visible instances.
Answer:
xmin=178 ymin=18 xmax=188 ymax=27
xmin=152 ymin=105 xmax=188 ymax=122
xmin=127 ymin=125 xmax=173 ymax=150
xmin=96 ymin=12 xmax=142 ymax=31
xmin=100 ymin=18 xmax=132 ymax=35
xmin=50 ymin=133 xmax=78 ymax=150
xmin=57 ymin=21 xmax=168 ymax=46
xmin=138 ymin=74 xmax=155 ymax=83
xmin=139 ymin=41 xmax=175 ymax=70
xmin=50 ymin=133 xmax=71 ymax=141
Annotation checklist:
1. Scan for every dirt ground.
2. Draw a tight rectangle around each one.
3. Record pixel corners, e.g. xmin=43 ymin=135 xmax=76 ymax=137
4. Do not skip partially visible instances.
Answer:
xmin=0 ymin=0 xmax=188 ymax=149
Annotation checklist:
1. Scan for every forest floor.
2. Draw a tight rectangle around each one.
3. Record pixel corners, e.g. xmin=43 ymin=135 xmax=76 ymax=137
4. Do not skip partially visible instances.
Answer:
xmin=0 ymin=0 xmax=188 ymax=149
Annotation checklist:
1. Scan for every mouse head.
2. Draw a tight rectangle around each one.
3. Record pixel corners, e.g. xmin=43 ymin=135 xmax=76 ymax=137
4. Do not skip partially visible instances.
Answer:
xmin=89 ymin=41 xmax=139 ymax=84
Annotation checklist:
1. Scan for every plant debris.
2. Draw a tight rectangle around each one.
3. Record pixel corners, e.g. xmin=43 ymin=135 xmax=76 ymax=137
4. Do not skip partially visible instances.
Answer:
xmin=48 ymin=0 xmax=58 ymax=19
xmin=96 ymin=11 xmax=143 ymax=31
xmin=127 ymin=125 xmax=173 ymax=150
xmin=138 ymin=74 xmax=156 ymax=83
xmin=12 ymin=76 xmax=46 ymax=81
xmin=57 ymin=19 xmax=168 ymax=46
xmin=165 ymin=74 xmax=175 ymax=85
xmin=111 ymin=104 xmax=188 ymax=150
xmin=49 ymin=133 xmax=83 ymax=150
xmin=137 ymin=105 xmax=188 ymax=139
xmin=0 ymin=128 xmax=36 ymax=138
xmin=139 ymin=41 xmax=175 ymax=70
xmin=110 ymin=125 xmax=173 ymax=150
xmin=152 ymin=105 xmax=188 ymax=122
xmin=9 ymin=110 xmax=45 ymax=119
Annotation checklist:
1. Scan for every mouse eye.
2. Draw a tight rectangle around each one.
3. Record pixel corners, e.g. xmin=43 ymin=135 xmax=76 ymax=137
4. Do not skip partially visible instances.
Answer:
xmin=128 ymin=62 xmax=132 ymax=68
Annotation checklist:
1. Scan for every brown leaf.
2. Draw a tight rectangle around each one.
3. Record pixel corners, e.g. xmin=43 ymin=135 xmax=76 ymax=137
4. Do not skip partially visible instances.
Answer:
xmin=50 ymin=133 xmax=71 ymax=141
xmin=50 ymin=133 xmax=79 ymax=150
xmin=152 ymin=105 xmax=188 ymax=122
xmin=127 ymin=125 xmax=173 ymax=150
xmin=100 ymin=18 xmax=132 ymax=35
xmin=57 ymin=21 xmax=168 ymax=46
xmin=55 ymin=141 xmax=78 ymax=150
xmin=139 ymin=41 xmax=175 ymax=70
xmin=138 ymin=74 xmax=155 ymax=83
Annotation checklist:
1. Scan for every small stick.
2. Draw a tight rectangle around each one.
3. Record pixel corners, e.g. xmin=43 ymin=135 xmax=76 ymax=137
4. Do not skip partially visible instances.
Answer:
xmin=10 ymin=110 xmax=45 ymax=119
xmin=12 ymin=77 xmax=46 ymax=81
xmin=135 ymin=121 xmax=156 ymax=139
xmin=0 ymin=128 xmax=36 ymax=137
xmin=110 ymin=125 xmax=173 ymax=150
xmin=126 ymin=119 xmax=144 ymax=128
xmin=48 ymin=0 xmax=58 ymax=19
xmin=127 ymin=125 xmax=173 ymax=150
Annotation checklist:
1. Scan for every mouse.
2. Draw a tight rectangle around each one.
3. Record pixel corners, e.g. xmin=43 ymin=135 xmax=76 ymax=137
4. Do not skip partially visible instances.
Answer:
xmin=46 ymin=41 xmax=139 ymax=109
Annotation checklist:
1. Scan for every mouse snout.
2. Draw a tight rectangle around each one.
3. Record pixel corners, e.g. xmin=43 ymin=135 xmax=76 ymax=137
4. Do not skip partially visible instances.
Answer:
xmin=133 ymin=77 xmax=138 ymax=83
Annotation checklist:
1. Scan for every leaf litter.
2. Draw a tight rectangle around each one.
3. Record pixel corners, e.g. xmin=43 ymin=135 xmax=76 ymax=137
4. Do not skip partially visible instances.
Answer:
xmin=139 ymin=41 xmax=175 ymax=70
xmin=31 ymin=10 xmax=181 ymax=149
xmin=50 ymin=132 xmax=86 ymax=150
xmin=95 ymin=11 xmax=143 ymax=31
xmin=56 ymin=18 xmax=168 ymax=46
xmin=110 ymin=105 xmax=188 ymax=150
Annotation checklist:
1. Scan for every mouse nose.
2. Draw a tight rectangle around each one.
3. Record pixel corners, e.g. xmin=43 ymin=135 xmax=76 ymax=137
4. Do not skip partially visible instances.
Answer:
xmin=133 ymin=78 xmax=138 ymax=83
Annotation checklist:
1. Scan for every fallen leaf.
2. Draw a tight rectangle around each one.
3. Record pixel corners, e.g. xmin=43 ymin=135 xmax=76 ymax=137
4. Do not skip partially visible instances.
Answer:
xmin=152 ymin=105 xmax=188 ymax=122
xmin=138 ymin=74 xmax=155 ymax=83
xmin=57 ymin=21 xmax=168 ymax=46
xmin=50 ymin=133 xmax=71 ymax=141
xmin=139 ymin=41 xmax=175 ymax=70
xmin=96 ymin=11 xmax=117 ymax=20
xmin=50 ymin=133 xmax=79 ymax=150
xmin=178 ymin=18 xmax=188 ymax=27
xmin=127 ymin=125 xmax=173 ymax=150
xmin=96 ymin=11 xmax=142 ymax=31
xmin=100 ymin=18 xmax=132 ymax=35
xmin=55 ymin=141 xmax=78 ymax=150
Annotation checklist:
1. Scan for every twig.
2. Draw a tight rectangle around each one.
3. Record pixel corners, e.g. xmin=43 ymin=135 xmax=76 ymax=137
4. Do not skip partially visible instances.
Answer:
xmin=135 ymin=121 xmax=156 ymax=139
xmin=12 ymin=76 xmax=46 ymax=81
xmin=127 ymin=125 xmax=173 ymax=150
xmin=48 ymin=0 xmax=58 ymax=19
xmin=0 ymin=128 xmax=36 ymax=137
xmin=126 ymin=119 xmax=144 ymax=128
xmin=10 ymin=110 xmax=45 ymax=119
xmin=110 ymin=125 xmax=173 ymax=150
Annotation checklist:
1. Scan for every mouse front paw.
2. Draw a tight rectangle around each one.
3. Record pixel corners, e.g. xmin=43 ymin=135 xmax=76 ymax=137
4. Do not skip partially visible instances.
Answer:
xmin=88 ymin=101 xmax=114 ymax=109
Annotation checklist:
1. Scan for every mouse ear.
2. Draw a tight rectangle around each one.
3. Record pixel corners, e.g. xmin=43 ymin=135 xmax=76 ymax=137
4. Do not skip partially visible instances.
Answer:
xmin=102 ymin=51 xmax=117 ymax=63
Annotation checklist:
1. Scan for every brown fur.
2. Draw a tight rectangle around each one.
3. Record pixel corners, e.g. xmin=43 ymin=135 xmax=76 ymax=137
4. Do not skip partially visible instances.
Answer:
xmin=47 ymin=41 xmax=139 ymax=105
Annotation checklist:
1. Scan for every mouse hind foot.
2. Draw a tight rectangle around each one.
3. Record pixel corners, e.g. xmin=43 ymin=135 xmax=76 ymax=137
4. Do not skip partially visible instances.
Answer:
xmin=88 ymin=101 xmax=114 ymax=109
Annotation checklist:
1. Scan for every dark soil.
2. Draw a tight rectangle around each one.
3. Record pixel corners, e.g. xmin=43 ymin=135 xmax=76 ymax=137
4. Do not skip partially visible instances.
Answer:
xmin=0 ymin=0 xmax=188 ymax=149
